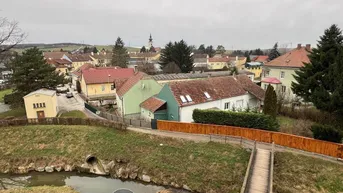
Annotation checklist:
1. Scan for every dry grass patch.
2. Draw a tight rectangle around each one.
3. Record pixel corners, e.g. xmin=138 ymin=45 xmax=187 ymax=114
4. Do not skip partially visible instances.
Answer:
xmin=273 ymin=152 xmax=343 ymax=193
xmin=0 ymin=186 xmax=78 ymax=193
xmin=0 ymin=125 xmax=250 ymax=193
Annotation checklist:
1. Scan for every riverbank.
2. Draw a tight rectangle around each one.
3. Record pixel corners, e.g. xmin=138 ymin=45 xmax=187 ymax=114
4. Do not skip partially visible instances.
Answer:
xmin=0 ymin=186 xmax=78 ymax=193
xmin=0 ymin=125 xmax=250 ymax=193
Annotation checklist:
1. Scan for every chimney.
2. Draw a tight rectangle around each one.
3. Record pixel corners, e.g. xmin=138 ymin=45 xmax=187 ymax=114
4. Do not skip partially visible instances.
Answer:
xmin=226 ymin=56 xmax=229 ymax=59
xmin=91 ymin=52 xmax=94 ymax=56
xmin=306 ymin=44 xmax=311 ymax=51
xmin=297 ymin=44 xmax=302 ymax=49
xmin=236 ymin=56 xmax=238 ymax=61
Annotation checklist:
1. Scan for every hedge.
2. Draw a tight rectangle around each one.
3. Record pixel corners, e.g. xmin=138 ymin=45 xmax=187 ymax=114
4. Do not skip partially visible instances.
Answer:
xmin=193 ymin=109 xmax=280 ymax=131
xmin=311 ymin=124 xmax=343 ymax=143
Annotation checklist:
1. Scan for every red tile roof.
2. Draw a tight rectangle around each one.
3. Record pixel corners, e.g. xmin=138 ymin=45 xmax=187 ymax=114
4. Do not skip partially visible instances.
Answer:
xmin=236 ymin=75 xmax=265 ymax=100
xmin=67 ymin=54 xmax=94 ymax=62
xmin=265 ymin=47 xmax=310 ymax=68
xmin=44 ymin=52 xmax=68 ymax=59
xmin=140 ymin=97 xmax=166 ymax=112
xmin=82 ymin=68 xmax=135 ymax=84
xmin=261 ymin=77 xmax=282 ymax=84
xmin=46 ymin=58 xmax=71 ymax=68
xmin=71 ymin=63 xmax=94 ymax=77
xmin=252 ymin=55 xmax=269 ymax=62
xmin=169 ymin=76 xmax=247 ymax=107
xmin=116 ymin=72 xmax=147 ymax=97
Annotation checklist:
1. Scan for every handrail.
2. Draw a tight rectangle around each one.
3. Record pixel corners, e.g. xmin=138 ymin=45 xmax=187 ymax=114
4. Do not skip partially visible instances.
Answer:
xmin=240 ymin=141 xmax=257 ymax=193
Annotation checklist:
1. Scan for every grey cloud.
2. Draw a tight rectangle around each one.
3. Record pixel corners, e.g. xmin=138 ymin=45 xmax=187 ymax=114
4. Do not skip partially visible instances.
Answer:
xmin=1 ymin=0 xmax=343 ymax=49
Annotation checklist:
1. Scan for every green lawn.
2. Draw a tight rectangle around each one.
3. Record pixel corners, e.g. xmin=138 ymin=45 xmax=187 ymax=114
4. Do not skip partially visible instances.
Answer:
xmin=0 ymin=186 xmax=78 ymax=193
xmin=0 ymin=89 xmax=13 ymax=103
xmin=0 ymin=108 xmax=26 ymax=119
xmin=0 ymin=125 xmax=250 ymax=193
xmin=274 ymin=152 xmax=343 ymax=193
xmin=277 ymin=116 xmax=313 ymax=137
xmin=60 ymin=110 xmax=86 ymax=118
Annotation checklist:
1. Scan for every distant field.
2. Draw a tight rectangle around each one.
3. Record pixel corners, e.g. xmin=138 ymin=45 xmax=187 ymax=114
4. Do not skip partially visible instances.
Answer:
xmin=13 ymin=45 xmax=140 ymax=53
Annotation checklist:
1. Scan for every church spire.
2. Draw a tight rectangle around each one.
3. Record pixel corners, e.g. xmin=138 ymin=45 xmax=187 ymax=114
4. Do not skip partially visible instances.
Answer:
xmin=149 ymin=34 xmax=153 ymax=42
xmin=148 ymin=33 xmax=153 ymax=49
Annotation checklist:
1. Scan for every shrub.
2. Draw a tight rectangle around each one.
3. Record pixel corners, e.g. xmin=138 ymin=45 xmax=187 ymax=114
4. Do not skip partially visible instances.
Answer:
xmin=279 ymin=106 xmax=333 ymax=124
xmin=263 ymin=84 xmax=277 ymax=118
xmin=193 ymin=109 xmax=280 ymax=131
xmin=311 ymin=124 xmax=343 ymax=143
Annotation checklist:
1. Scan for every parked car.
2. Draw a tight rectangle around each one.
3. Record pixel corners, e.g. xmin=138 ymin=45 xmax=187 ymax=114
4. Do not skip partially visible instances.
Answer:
xmin=66 ymin=92 xmax=73 ymax=98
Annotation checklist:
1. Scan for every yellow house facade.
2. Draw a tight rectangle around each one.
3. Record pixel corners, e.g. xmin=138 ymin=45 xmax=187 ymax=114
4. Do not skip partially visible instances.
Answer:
xmin=23 ymin=89 xmax=58 ymax=119
xmin=207 ymin=57 xmax=230 ymax=70
xmin=80 ymin=67 xmax=135 ymax=99
xmin=244 ymin=62 xmax=263 ymax=78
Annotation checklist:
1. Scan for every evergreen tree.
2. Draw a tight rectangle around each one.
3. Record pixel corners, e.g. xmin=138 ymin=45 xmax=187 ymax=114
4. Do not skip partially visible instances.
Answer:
xmin=268 ymin=43 xmax=281 ymax=61
xmin=198 ymin=44 xmax=206 ymax=54
xmin=216 ymin=45 xmax=226 ymax=55
xmin=110 ymin=37 xmax=129 ymax=68
xmin=92 ymin=47 xmax=98 ymax=53
xmin=149 ymin=46 xmax=156 ymax=53
xmin=10 ymin=47 xmax=65 ymax=104
xmin=140 ymin=46 xmax=147 ymax=53
xmin=244 ymin=51 xmax=251 ymax=62
xmin=83 ymin=46 xmax=90 ymax=53
xmin=159 ymin=40 xmax=194 ymax=73
xmin=263 ymin=84 xmax=277 ymax=118
xmin=292 ymin=24 xmax=343 ymax=117
xmin=205 ymin=45 xmax=216 ymax=57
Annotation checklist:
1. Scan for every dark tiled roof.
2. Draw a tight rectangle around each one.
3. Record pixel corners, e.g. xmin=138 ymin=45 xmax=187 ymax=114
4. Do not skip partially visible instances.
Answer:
xmin=152 ymin=71 xmax=232 ymax=81
xmin=116 ymin=72 xmax=147 ymax=97
xmin=82 ymin=67 xmax=135 ymax=84
xmin=169 ymin=76 xmax=247 ymax=107
xmin=236 ymin=75 xmax=265 ymax=100
xmin=265 ymin=46 xmax=310 ymax=68
xmin=46 ymin=58 xmax=71 ymax=68
xmin=140 ymin=97 xmax=166 ymax=112
xmin=67 ymin=54 xmax=94 ymax=62
xmin=129 ymin=53 xmax=159 ymax=58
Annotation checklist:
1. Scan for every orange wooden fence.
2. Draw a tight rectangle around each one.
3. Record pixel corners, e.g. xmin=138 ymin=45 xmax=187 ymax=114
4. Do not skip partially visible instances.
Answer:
xmin=157 ymin=120 xmax=343 ymax=159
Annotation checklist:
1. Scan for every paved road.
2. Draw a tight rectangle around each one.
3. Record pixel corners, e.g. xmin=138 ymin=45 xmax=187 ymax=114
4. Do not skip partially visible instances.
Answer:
xmin=247 ymin=149 xmax=271 ymax=193
xmin=57 ymin=94 xmax=84 ymax=112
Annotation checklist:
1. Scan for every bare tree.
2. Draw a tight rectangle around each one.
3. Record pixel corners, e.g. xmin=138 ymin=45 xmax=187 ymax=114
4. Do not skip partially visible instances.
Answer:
xmin=0 ymin=17 xmax=26 ymax=54
xmin=137 ymin=61 xmax=156 ymax=75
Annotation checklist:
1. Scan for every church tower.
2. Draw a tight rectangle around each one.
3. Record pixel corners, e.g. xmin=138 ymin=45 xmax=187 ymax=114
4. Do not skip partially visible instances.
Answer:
xmin=148 ymin=34 xmax=153 ymax=49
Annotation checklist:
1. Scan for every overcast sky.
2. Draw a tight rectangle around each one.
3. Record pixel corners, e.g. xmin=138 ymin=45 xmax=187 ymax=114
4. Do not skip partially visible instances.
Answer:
xmin=2 ymin=0 xmax=343 ymax=49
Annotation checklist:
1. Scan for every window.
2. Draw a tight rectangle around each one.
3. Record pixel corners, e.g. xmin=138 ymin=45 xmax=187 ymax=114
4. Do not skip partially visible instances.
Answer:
xmin=236 ymin=100 xmax=243 ymax=109
xmin=111 ymin=83 xmax=115 ymax=90
xmin=39 ymin=103 xmax=42 ymax=108
xmin=280 ymin=71 xmax=285 ymax=79
xmin=33 ymin=104 xmax=36 ymax=108
xmin=204 ymin=92 xmax=211 ymax=99
xmin=264 ymin=70 xmax=270 ymax=77
xmin=185 ymin=95 xmax=192 ymax=102
xmin=43 ymin=103 xmax=46 ymax=107
xmin=101 ymin=85 xmax=105 ymax=91
xmin=224 ymin=102 xmax=230 ymax=110
xmin=264 ymin=84 xmax=268 ymax=90
xmin=282 ymin=86 xmax=286 ymax=93
xmin=36 ymin=103 xmax=39 ymax=108
xmin=180 ymin=95 xmax=187 ymax=103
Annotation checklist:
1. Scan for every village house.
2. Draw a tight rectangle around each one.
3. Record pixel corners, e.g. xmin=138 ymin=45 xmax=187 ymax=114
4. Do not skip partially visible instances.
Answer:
xmin=23 ymin=89 xmax=58 ymax=119
xmin=192 ymin=54 xmax=208 ymax=70
xmin=152 ymin=75 xmax=264 ymax=123
xmin=207 ymin=57 xmax=230 ymax=70
xmin=80 ymin=67 xmax=135 ymax=99
xmin=43 ymin=52 xmax=70 ymax=61
xmin=115 ymin=72 xmax=162 ymax=118
xmin=89 ymin=51 xmax=112 ymax=67
xmin=140 ymin=96 xmax=167 ymax=121
xmin=71 ymin=63 xmax=94 ymax=88
xmin=261 ymin=44 xmax=311 ymax=100
xmin=46 ymin=58 xmax=73 ymax=75
xmin=67 ymin=54 xmax=95 ymax=70
xmin=244 ymin=62 xmax=263 ymax=78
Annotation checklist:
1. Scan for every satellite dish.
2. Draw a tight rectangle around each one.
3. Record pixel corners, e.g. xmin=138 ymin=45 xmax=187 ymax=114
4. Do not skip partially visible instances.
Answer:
xmin=113 ymin=189 xmax=134 ymax=193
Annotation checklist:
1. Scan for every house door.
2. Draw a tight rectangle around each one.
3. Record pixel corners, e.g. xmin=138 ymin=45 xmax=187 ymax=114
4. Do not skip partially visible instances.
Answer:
xmin=37 ymin=111 xmax=45 ymax=118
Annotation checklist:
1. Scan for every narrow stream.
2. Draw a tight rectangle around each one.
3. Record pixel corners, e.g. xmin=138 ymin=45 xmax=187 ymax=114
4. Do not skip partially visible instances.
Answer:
xmin=0 ymin=172 xmax=185 ymax=193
